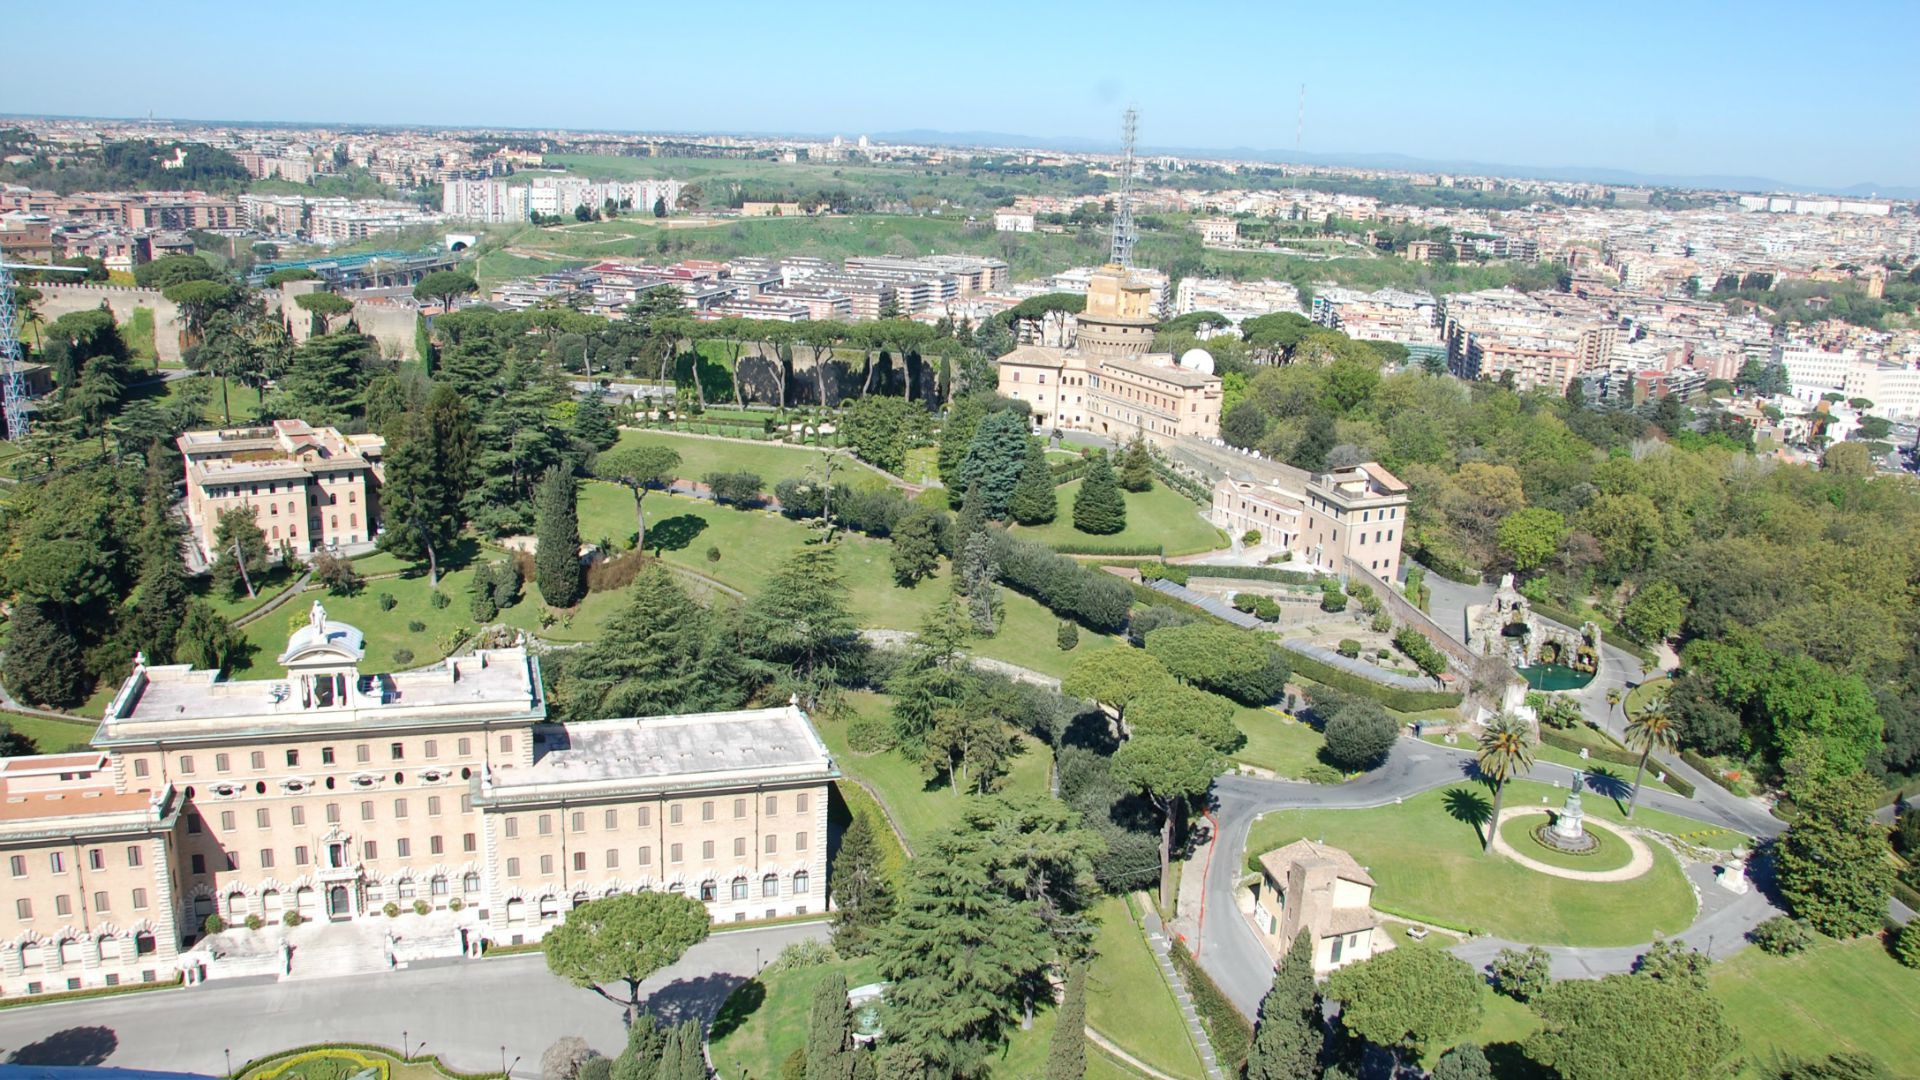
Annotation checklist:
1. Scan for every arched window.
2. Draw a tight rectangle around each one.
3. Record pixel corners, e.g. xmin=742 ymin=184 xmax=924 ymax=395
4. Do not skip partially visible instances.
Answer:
xmin=462 ymin=872 xmax=480 ymax=894
xmin=698 ymin=879 xmax=717 ymax=902
xmin=58 ymin=939 xmax=85 ymax=966
xmin=793 ymin=871 xmax=810 ymax=894
xmin=431 ymin=875 xmax=448 ymax=896
xmin=20 ymin=942 xmax=44 ymax=969
xmin=538 ymin=895 xmax=560 ymax=919
xmin=570 ymin=891 xmax=588 ymax=909
xmin=226 ymin=891 xmax=247 ymax=917
xmin=134 ymin=932 xmax=156 ymax=956
xmin=504 ymin=898 xmax=526 ymax=924
xmin=731 ymin=877 xmax=748 ymax=901
xmin=761 ymin=874 xmax=779 ymax=898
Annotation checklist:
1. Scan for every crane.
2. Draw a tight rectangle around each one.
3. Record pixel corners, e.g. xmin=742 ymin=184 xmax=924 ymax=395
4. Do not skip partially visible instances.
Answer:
xmin=0 ymin=243 xmax=89 ymax=440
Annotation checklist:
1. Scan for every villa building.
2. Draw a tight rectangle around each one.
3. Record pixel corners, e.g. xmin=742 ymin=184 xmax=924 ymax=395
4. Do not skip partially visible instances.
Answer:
xmin=996 ymin=265 xmax=1222 ymax=447
xmin=1210 ymin=461 xmax=1410 ymax=578
xmin=178 ymin=419 xmax=386 ymax=563
xmin=1250 ymin=839 xmax=1383 ymax=975
xmin=0 ymin=604 xmax=838 ymax=999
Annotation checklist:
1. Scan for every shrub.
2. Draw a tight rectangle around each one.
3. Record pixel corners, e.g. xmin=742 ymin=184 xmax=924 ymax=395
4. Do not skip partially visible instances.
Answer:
xmin=407 ymin=620 xmax=427 ymax=633
xmin=392 ymin=648 xmax=415 ymax=666
xmin=845 ymin=713 xmax=896 ymax=753
xmin=704 ymin=470 xmax=765 ymax=507
xmin=281 ymin=910 xmax=301 ymax=927
xmin=1370 ymin=611 xmax=1393 ymax=633
xmin=1320 ymin=696 xmax=1399 ymax=771
xmin=1185 ymin=564 xmax=1320 ymax=586
xmin=1145 ymin=622 xmax=1290 ymax=705
xmin=1337 ymin=639 xmax=1362 ymax=658
xmin=1319 ymin=579 xmax=1347 ymax=612
xmin=1057 ymin=620 xmax=1079 ymax=651
xmin=1127 ymin=603 xmax=1196 ymax=647
xmin=312 ymin=551 xmax=363 ymax=596
xmin=1139 ymin=561 xmax=1190 ymax=585
xmin=203 ymin=914 xmax=225 ymax=935
xmin=1170 ymin=939 xmax=1252 ymax=1074
xmin=1392 ymin=626 xmax=1450 ymax=677
xmin=1241 ymin=529 xmax=1261 ymax=545
xmin=1286 ymin=650 xmax=1464 ymax=712
xmin=449 ymin=897 xmax=464 ymax=912
xmin=990 ymin=530 xmax=1133 ymax=633
xmin=1894 ymin=923 xmax=1920 ymax=970
xmin=779 ymin=1048 xmax=807 ymax=1080
xmin=1748 ymin=916 xmax=1814 ymax=956
xmin=765 ymin=937 xmax=838 ymax=974
xmin=1301 ymin=763 xmax=1346 ymax=784
xmin=706 ymin=545 xmax=721 ymax=563
xmin=585 ymin=549 xmax=647 ymax=593
xmin=429 ymin=590 xmax=450 ymax=609
xmin=383 ymin=902 xmax=401 ymax=918
xmin=244 ymin=914 xmax=264 ymax=931
xmin=413 ymin=899 xmax=431 ymax=916
xmin=377 ymin=592 xmax=397 ymax=611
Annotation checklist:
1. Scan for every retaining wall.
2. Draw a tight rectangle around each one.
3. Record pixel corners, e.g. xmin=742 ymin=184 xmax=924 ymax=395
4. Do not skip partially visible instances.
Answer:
xmin=35 ymin=283 xmax=183 ymax=362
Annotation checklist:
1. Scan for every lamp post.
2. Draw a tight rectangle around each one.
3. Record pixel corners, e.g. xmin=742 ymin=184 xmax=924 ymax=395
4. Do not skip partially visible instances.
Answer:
xmin=403 ymin=1031 xmax=409 ymax=1059
xmin=225 ymin=1048 xmax=232 ymax=1079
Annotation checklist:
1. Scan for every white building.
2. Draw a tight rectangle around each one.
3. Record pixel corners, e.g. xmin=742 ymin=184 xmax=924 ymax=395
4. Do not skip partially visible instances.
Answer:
xmin=993 ymin=208 xmax=1035 ymax=233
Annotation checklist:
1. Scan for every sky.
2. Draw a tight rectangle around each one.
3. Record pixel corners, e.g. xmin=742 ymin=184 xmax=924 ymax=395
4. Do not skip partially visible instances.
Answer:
xmin=5 ymin=0 xmax=1917 ymax=191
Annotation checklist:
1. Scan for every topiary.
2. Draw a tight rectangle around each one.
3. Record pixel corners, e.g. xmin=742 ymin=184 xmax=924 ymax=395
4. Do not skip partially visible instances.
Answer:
xmin=407 ymin=619 xmax=427 ymax=633
xmin=1301 ymin=764 xmax=1345 ymax=785
xmin=449 ymin=897 xmax=464 ymax=912
xmin=378 ymin=592 xmax=397 ymax=611
xmin=383 ymin=902 xmax=401 ymax=918
xmin=244 ymin=914 xmax=264 ymax=931
xmin=413 ymin=899 xmax=431 ymax=916
xmin=282 ymin=910 xmax=302 ymax=927
xmin=706 ymin=545 xmax=721 ymax=563
xmin=1338 ymin=639 xmax=1362 ymax=658
xmin=1057 ymin=620 xmax=1079 ymax=651
xmin=202 ymin=913 xmax=226 ymax=935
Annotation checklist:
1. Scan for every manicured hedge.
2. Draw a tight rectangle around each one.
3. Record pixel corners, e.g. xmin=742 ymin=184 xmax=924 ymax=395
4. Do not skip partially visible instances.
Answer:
xmin=237 ymin=1043 xmax=503 ymax=1080
xmin=1170 ymin=939 xmax=1252 ymax=1075
xmin=1184 ymin=564 xmax=1322 ymax=587
xmin=991 ymin=530 xmax=1134 ymax=633
xmin=1893 ymin=879 xmax=1920 ymax=914
xmin=1152 ymin=460 xmax=1213 ymax=506
xmin=1540 ymin=729 xmax=1696 ymax=799
xmin=1286 ymin=650 xmax=1463 ymax=712
xmin=1049 ymin=541 xmax=1164 ymax=557
xmin=0 ymin=974 xmax=182 ymax=1010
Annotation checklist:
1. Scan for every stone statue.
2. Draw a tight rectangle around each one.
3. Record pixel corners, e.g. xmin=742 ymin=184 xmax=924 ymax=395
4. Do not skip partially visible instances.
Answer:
xmin=309 ymin=600 xmax=328 ymax=630
xmin=1548 ymin=773 xmax=1593 ymax=850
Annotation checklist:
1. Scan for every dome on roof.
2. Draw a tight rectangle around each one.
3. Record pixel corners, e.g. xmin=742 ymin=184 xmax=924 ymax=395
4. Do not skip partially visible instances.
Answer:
xmin=1178 ymin=348 xmax=1216 ymax=375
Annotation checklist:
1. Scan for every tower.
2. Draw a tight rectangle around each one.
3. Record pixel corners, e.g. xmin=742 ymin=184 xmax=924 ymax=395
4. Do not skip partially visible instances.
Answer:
xmin=1109 ymin=106 xmax=1138 ymax=271
xmin=0 ymin=243 xmax=87 ymax=440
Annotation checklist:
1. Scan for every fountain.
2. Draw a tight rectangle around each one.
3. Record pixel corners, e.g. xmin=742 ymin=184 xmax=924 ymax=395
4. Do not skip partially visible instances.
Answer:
xmin=1533 ymin=773 xmax=1601 ymax=855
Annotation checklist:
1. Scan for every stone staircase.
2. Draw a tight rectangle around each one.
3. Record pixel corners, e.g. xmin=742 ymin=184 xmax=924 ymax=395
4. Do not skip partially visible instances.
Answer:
xmin=1138 ymin=900 xmax=1227 ymax=1080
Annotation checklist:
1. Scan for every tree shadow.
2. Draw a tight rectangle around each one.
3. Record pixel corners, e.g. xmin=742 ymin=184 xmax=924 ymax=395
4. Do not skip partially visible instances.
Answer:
xmin=644 ymin=971 xmax=746 ymax=1030
xmin=1582 ymin=765 xmax=1632 ymax=811
xmin=647 ymin=514 xmax=707 ymax=556
xmin=6 ymin=1025 xmax=119 ymax=1065
xmin=704 ymin=976 xmax=767 ymax=1042
xmin=1482 ymin=1041 xmax=1554 ymax=1080
xmin=1442 ymin=787 xmax=1494 ymax=847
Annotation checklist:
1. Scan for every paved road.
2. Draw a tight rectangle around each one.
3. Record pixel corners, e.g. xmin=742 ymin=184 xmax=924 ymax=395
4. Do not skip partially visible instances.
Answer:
xmin=0 ymin=921 xmax=825 ymax=1075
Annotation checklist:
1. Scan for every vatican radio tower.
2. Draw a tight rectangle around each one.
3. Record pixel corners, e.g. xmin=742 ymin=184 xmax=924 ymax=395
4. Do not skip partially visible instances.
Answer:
xmin=1110 ymin=106 xmax=1139 ymax=271
xmin=0 ymin=244 xmax=87 ymax=440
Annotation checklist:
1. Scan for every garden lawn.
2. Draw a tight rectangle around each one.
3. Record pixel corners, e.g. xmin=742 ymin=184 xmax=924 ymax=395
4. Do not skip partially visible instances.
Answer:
xmin=1244 ymin=780 xmax=1700 ymax=945
xmin=1232 ymin=706 xmax=1325 ymax=778
xmin=1423 ymin=984 xmax=1543 ymax=1072
xmin=1625 ymin=676 xmax=1672 ymax=717
xmin=1086 ymin=895 xmax=1206 ymax=1079
xmin=608 ymin=429 xmax=897 ymax=487
xmin=1496 ymin=812 xmax=1636 ymax=872
xmin=818 ymin=691 xmax=1052 ymax=853
xmin=1711 ymin=935 xmax=1920 ymax=1073
xmin=1011 ymin=479 xmax=1225 ymax=557
xmin=1 ymin=711 xmax=97 ymax=753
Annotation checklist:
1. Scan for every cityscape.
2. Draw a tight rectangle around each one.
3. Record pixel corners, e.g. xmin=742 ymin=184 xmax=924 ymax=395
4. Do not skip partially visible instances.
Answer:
xmin=0 ymin=5 xmax=1917 ymax=1080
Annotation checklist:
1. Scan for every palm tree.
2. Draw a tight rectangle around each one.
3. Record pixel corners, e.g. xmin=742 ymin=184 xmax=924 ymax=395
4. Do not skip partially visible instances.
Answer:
xmin=1476 ymin=713 xmax=1536 ymax=854
xmin=1624 ymin=695 xmax=1678 ymax=818
xmin=1605 ymin=686 xmax=1623 ymax=728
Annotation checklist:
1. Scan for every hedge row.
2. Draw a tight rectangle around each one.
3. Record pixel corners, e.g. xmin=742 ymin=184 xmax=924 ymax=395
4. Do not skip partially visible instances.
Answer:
xmin=991 ymin=531 xmax=1134 ymax=633
xmin=236 ymin=1043 xmax=503 ymax=1080
xmin=1183 ymin=564 xmax=1322 ymax=586
xmin=1286 ymin=650 xmax=1463 ymax=712
xmin=1152 ymin=460 xmax=1213 ymax=506
xmin=1170 ymin=938 xmax=1252 ymax=1075
xmin=1049 ymin=456 xmax=1093 ymax=483
xmin=1893 ymin=879 xmax=1920 ymax=914
xmin=0 ymin=973 xmax=182 ymax=1010
xmin=1049 ymin=541 xmax=1164 ymax=557
xmin=1680 ymin=749 xmax=1748 ymax=798
xmin=1539 ymin=729 xmax=1695 ymax=799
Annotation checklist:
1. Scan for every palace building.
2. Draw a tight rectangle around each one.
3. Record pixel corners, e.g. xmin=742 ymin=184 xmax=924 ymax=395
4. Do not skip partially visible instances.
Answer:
xmin=996 ymin=265 xmax=1223 ymax=447
xmin=178 ymin=419 xmax=386 ymax=564
xmin=1 ymin=603 xmax=837 ymax=999
xmin=1210 ymin=461 xmax=1411 ymax=579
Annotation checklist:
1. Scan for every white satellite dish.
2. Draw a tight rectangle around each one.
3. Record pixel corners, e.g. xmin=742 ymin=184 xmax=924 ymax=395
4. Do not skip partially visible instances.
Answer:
xmin=1178 ymin=347 xmax=1216 ymax=375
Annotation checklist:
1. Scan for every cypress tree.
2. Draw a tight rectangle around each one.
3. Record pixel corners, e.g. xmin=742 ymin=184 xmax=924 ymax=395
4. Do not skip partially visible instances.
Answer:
xmin=1008 ymin=441 xmax=1058 ymax=525
xmin=954 ymin=409 xmax=1032 ymax=519
xmin=3 ymin=601 xmax=89 ymax=707
xmin=1118 ymin=433 xmax=1153 ymax=492
xmin=830 ymin=812 xmax=896 ymax=954
xmin=574 ymin=392 xmax=620 ymax=451
xmin=119 ymin=549 xmax=191 ymax=665
xmin=470 ymin=562 xmax=498 ymax=622
xmin=1045 ymin=963 xmax=1088 ymax=1080
xmin=535 ymin=465 xmax=586 ymax=608
xmin=1246 ymin=932 xmax=1324 ymax=1080
xmin=806 ymin=969 xmax=853 ymax=1080
xmin=1071 ymin=452 xmax=1126 ymax=536
xmin=611 ymin=1013 xmax=664 ymax=1080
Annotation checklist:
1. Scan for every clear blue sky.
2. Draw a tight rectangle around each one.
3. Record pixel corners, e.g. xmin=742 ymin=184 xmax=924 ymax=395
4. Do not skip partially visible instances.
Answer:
xmin=5 ymin=0 xmax=1916 ymax=190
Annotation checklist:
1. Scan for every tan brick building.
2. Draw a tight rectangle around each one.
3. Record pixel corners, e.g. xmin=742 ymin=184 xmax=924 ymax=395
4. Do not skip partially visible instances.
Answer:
xmin=1 ymin=603 xmax=838 ymax=998
xmin=1211 ymin=461 xmax=1410 ymax=578
xmin=1250 ymin=839 xmax=1383 ymax=974
xmin=178 ymin=419 xmax=385 ymax=562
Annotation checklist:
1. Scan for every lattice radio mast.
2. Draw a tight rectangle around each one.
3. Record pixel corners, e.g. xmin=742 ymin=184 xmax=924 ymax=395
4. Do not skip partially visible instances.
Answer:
xmin=1110 ymin=106 xmax=1138 ymax=270
xmin=0 ymin=244 xmax=87 ymax=440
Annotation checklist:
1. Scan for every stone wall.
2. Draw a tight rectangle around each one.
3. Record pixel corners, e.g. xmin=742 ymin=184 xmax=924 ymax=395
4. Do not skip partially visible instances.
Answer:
xmin=1347 ymin=558 xmax=1514 ymax=711
xmin=34 ymin=283 xmax=183 ymax=362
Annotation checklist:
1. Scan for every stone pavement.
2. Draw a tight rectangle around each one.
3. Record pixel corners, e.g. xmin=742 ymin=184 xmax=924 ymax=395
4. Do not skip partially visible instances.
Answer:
xmin=1138 ymin=902 xmax=1227 ymax=1080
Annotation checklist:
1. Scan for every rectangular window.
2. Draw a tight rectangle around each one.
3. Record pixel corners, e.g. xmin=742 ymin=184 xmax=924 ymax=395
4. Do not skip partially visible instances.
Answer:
xmin=286 ymin=749 xmax=300 ymax=767
xmin=605 ymin=849 xmax=619 ymax=868
xmin=87 ymin=848 xmax=104 ymax=871
xmin=259 ymin=849 xmax=274 ymax=869
xmin=214 ymin=753 xmax=230 ymax=773
xmin=321 ymin=747 xmax=335 ymax=765
xmin=94 ymin=890 xmax=110 ymax=912
xmin=55 ymin=895 xmax=72 ymax=916
xmin=604 ymin=809 xmax=618 ymax=830
xmin=460 ymin=794 xmax=472 ymax=813
xmin=638 ymin=846 xmax=653 ymax=866
xmin=293 ymin=846 xmax=308 ymax=866
xmin=46 ymin=851 xmax=64 ymax=874
xmin=795 ymin=832 xmax=808 ymax=851
xmin=638 ymin=806 xmax=651 ymax=827
xmin=733 ymin=798 xmax=746 ymax=819
xmin=250 ymin=751 xmax=266 ymax=770
xmin=134 ymin=759 xmax=150 ymax=778
xmin=499 ymin=735 xmax=513 ymax=754
xmin=132 ymin=888 xmax=148 ymax=910
xmin=669 ymin=805 xmax=683 ymax=825
xmin=505 ymin=819 xmax=519 ymax=839
xmin=125 ymin=846 xmax=143 ymax=868
xmin=424 ymin=739 xmax=438 ymax=759
xmin=457 ymin=737 xmax=472 ymax=756
xmin=360 ymin=801 xmax=374 ymax=821
xmin=363 ymin=841 xmax=378 ymax=860
xmin=540 ymin=854 xmax=554 ymax=875
xmin=537 ymin=814 xmax=553 ymax=836
xmin=733 ymin=837 xmax=746 ymax=858
xmin=463 ymin=833 xmax=476 ymax=853
xmin=701 ymin=840 xmax=715 ymax=860
xmin=506 ymin=857 xmax=521 ymax=878
xmin=765 ymin=796 xmax=778 ymax=816
xmin=356 ymin=745 xmax=371 ymax=764
xmin=669 ymin=843 xmax=683 ymax=864
xmin=764 ymin=835 xmax=777 ymax=854
xmin=179 ymin=755 xmax=195 ymax=775
xmin=389 ymin=742 xmax=404 ymax=761
xmin=394 ymin=798 xmax=408 ymax=819
xmin=219 ymin=811 xmax=236 ymax=832
xmin=796 ymin=793 xmax=809 ymax=813
xmin=224 ymin=852 xmax=239 ymax=871
xmin=701 ymin=801 xmax=714 ymax=822
xmin=427 ymin=796 xmax=442 ymax=816
xmin=291 ymin=806 xmax=305 ymax=826
xmin=15 ymin=898 xmax=29 ymax=919
xmin=571 ymin=811 xmax=585 ymax=833
xmin=396 ymin=839 xmax=411 ymax=858
xmin=572 ymin=852 xmax=586 ymax=872
xmin=256 ymin=808 xmax=270 ymax=829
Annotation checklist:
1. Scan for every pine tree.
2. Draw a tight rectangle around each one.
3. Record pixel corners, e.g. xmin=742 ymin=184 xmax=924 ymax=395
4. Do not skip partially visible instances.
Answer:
xmin=211 ymin=505 xmax=269 ymax=599
xmin=3 ymin=601 xmax=89 ymax=707
xmin=955 ymin=531 xmax=1001 ymax=637
xmin=1046 ymin=963 xmax=1088 ymax=1080
xmin=535 ymin=466 xmax=586 ymax=608
xmin=939 ymin=397 xmax=987 ymax=500
xmin=1246 ymin=932 xmax=1323 ymax=1080
xmin=830 ymin=811 xmax=896 ymax=954
xmin=1118 ymin=433 xmax=1153 ymax=492
xmin=574 ymin=392 xmax=620 ymax=451
xmin=559 ymin=564 xmax=745 ymax=722
xmin=1431 ymin=1044 xmax=1493 ymax=1080
xmin=1008 ymin=441 xmax=1058 ymax=525
xmin=890 ymin=506 xmax=942 ymax=587
xmin=807 ymin=969 xmax=854 ymax=1080
xmin=118 ymin=549 xmax=190 ymax=665
xmin=1072 ymin=452 xmax=1126 ymax=535
xmin=741 ymin=546 xmax=858 ymax=703
xmin=954 ymin=410 xmax=1032 ymax=519
xmin=1776 ymin=764 xmax=1894 ymax=937
xmin=470 ymin=561 xmax=499 ymax=622
xmin=611 ymin=1014 xmax=665 ymax=1080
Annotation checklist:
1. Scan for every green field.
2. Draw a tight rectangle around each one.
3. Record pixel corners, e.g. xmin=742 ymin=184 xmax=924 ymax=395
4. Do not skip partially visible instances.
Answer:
xmin=1085 ymin=895 xmax=1206 ymax=1078
xmin=1 ymin=710 xmax=98 ymax=753
xmin=818 ymin=692 xmax=1052 ymax=853
xmin=1232 ymin=706 xmax=1326 ymax=778
xmin=608 ymin=429 xmax=892 ymax=488
xmin=1712 ymin=935 xmax=1920 ymax=1073
xmin=1245 ymin=780 xmax=1704 ymax=945
xmin=1010 ymin=479 xmax=1225 ymax=557
xmin=1496 ymin=812 xmax=1637 ymax=872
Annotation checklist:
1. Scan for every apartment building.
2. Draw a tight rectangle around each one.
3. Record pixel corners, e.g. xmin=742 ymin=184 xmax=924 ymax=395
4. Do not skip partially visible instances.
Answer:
xmin=1310 ymin=287 xmax=1441 ymax=346
xmin=177 ymin=420 xmax=386 ymax=562
xmin=1 ymin=605 xmax=837 ymax=998
xmin=1210 ymin=461 xmax=1409 ymax=578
